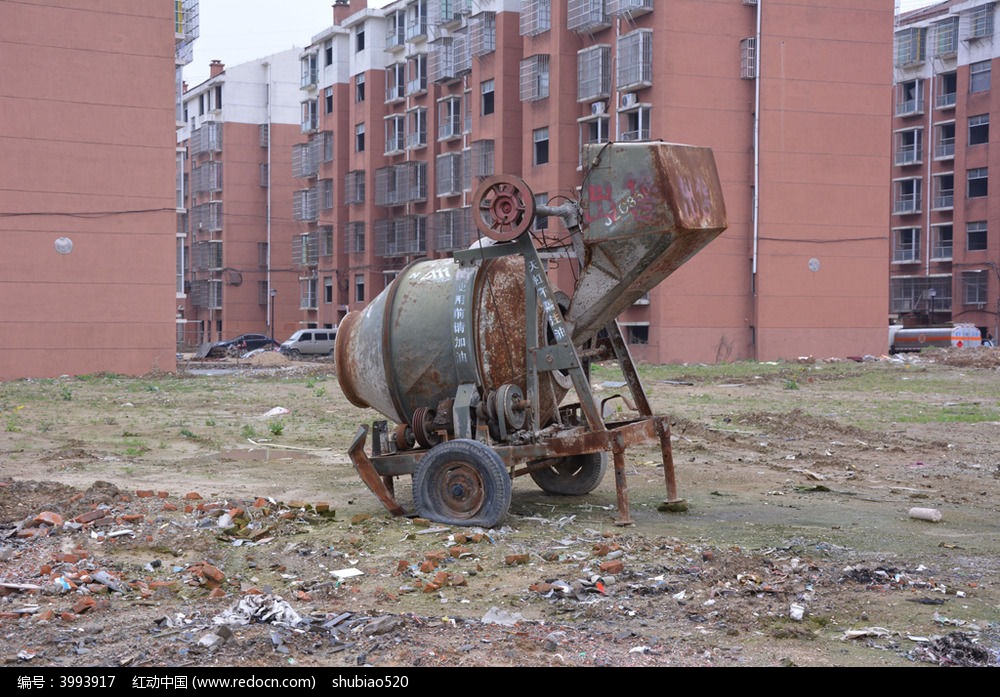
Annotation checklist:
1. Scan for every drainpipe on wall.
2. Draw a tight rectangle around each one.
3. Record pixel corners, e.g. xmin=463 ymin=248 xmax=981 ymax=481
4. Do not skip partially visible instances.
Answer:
xmin=751 ymin=0 xmax=762 ymax=359
xmin=264 ymin=61 xmax=273 ymax=339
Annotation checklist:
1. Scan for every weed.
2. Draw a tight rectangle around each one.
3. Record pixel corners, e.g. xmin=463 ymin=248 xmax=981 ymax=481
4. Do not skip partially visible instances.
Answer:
xmin=205 ymin=418 xmax=216 ymax=427
xmin=180 ymin=428 xmax=196 ymax=439
xmin=241 ymin=424 xmax=258 ymax=439
xmin=315 ymin=386 xmax=327 ymax=398
xmin=60 ymin=386 xmax=73 ymax=401
xmin=784 ymin=379 xmax=799 ymax=390
xmin=5 ymin=405 xmax=25 ymax=432
xmin=269 ymin=421 xmax=285 ymax=436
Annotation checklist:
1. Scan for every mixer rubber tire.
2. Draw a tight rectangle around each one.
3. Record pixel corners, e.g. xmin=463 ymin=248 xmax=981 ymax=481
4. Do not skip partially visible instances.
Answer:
xmin=528 ymin=452 xmax=608 ymax=496
xmin=413 ymin=439 xmax=511 ymax=528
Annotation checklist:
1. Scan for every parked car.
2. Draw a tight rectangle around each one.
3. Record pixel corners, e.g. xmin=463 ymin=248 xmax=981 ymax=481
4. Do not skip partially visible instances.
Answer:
xmin=207 ymin=334 xmax=280 ymax=358
xmin=280 ymin=328 xmax=337 ymax=358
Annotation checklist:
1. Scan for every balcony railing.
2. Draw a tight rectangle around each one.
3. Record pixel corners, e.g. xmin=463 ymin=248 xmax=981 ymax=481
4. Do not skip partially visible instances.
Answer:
xmin=932 ymin=190 xmax=954 ymax=209
xmin=935 ymin=138 xmax=955 ymax=159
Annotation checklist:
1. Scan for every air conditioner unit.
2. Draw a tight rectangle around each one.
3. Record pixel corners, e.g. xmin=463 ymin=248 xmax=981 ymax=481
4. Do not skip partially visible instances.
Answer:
xmin=621 ymin=92 xmax=637 ymax=108
xmin=591 ymin=101 xmax=606 ymax=115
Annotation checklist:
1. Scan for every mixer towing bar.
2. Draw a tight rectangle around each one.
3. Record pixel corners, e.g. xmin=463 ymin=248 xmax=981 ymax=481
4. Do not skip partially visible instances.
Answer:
xmin=336 ymin=141 xmax=728 ymax=528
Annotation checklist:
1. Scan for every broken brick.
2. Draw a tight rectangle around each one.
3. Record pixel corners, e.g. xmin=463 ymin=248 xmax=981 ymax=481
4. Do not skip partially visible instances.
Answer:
xmin=505 ymin=554 xmax=529 ymax=566
xmin=418 ymin=560 xmax=438 ymax=574
xmin=183 ymin=492 xmax=202 ymax=500
xmin=135 ymin=490 xmax=155 ymax=498
xmin=422 ymin=582 xmax=441 ymax=593
xmin=73 ymin=509 xmax=107 ymax=524
xmin=156 ymin=491 xmax=169 ymax=498
xmin=35 ymin=610 xmax=54 ymax=622
xmin=432 ymin=571 xmax=450 ymax=586
xmin=119 ymin=514 xmax=144 ymax=523
xmin=33 ymin=511 xmax=64 ymax=527
xmin=529 ymin=582 xmax=554 ymax=593
xmin=449 ymin=546 xmax=469 ymax=558
xmin=599 ymin=559 xmax=624 ymax=575
xmin=162 ymin=502 xmax=178 ymax=511
xmin=71 ymin=596 xmax=97 ymax=614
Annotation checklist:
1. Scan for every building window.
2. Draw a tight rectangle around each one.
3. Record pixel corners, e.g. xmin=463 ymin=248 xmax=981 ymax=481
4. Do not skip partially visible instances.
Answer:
xmin=967 ymin=221 xmax=988 ymax=251
xmin=894 ymin=27 xmax=926 ymax=66
xmin=578 ymin=45 xmax=611 ymax=101
xmin=356 ymin=21 xmax=366 ymax=52
xmin=620 ymin=104 xmax=650 ymax=141
xmin=968 ymin=3 xmax=995 ymax=39
xmin=740 ymin=37 xmax=757 ymax=79
xmin=349 ymin=221 xmax=365 ymax=253
xmin=320 ymin=179 xmax=333 ymax=209
xmin=892 ymin=227 xmax=920 ymax=263
xmin=895 ymin=79 xmax=923 ymax=116
xmin=324 ymin=276 xmax=334 ymax=304
xmin=580 ymin=115 xmax=610 ymax=159
xmin=533 ymin=127 xmax=549 ymax=165
xmin=481 ymin=79 xmax=495 ymax=115
xmin=355 ymin=123 xmax=365 ymax=153
xmin=325 ymin=87 xmax=333 ymax=114
xmin=345 ymin=170 xmax=365 ymax=204
xmin=963 ymin=271 xmax=988 ymax=305
xmin=408 ymin=107 xmax=427 ymax=148
xmin=324 ymin=40 xmax=333 ymax=67
xmin=471 ymin=139 xmax=494 ymax=178
xmin=933 ymin=172 xmax=954 ymax=209
xmin=407 ymin=53 xmax=428 ymax=95
xmin=520 ymin=0 xmax=551 ymax=36
xmin=300 ymin=276 xmax=318 ymax=310
xmin=355 ymin=73 xmax=365 ymax=102
xmin=520 ymin=55 xmax=550 ymax=101
xmin=617 ymin=29 xmax=653 ymax=89
xmin=933 ymin=17 xmax=958 ymax=57
xmin=624 ymin=324 xmax=649 ymax=345
xmin=300 ymin=100 xmax=318 ymax=133
xmin=967 ymin=167 xmax=988 ymax=198
xmin=436 ymin=152 xmax=463 ymax=197
xmin=471 ymin=11 xmax=496 ymax=56
xmin=386 ymin=63 xmax=405 ymax=102
xmin=970 ymin=60 xmax=991 ymax=93
xmin=893 ymin=178 xmax=922 ymax=215
xmin=385 ymin=115 xmax=405 ymax=154
xmin=931 ymin=224 xmax=953 ymax=260
xmin=969 ymin=114 xmax=990 ymax=145
xmin=890 ymin=275 xmax=952 ymax=314
xmin=937 ymin=71 xmax=957 ymax=108
xmin=301 ymin=52 xmax=318 ymax=88
xmin=935 ymin=121 xmax=955 ymax=159
xmin=438 ymin=97 xmax=462 ymax=140
xmin=355 ymin=274 xmax=365 ymax=303
xmin=320 ymin=226 xmax=334 ymax=256
xmin=894 ymin=128 xmax=922 ymax=166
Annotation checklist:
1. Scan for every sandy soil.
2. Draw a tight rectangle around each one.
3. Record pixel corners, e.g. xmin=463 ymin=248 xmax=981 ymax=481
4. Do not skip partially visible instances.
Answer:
xmin=1 ymin=349 xmax=999 ymax=668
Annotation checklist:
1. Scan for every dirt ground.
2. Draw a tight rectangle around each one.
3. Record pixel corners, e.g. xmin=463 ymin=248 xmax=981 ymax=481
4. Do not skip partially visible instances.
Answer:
xmin=1 ymin=348 xmax=999 ymax=668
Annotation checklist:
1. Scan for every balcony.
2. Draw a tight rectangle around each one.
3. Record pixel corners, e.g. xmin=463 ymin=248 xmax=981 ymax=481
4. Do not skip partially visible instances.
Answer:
xmin=894 ymin=144 xmax=922 ymax=166
xmin=932 ymin=190 xmax=954 ymax=210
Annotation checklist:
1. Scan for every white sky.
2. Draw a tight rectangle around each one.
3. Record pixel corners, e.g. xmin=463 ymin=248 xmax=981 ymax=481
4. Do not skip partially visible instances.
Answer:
xmin=184 ymin=0 xmax=392 ymax=86
xmin=185 ymin=0 xmax=943 ymax=86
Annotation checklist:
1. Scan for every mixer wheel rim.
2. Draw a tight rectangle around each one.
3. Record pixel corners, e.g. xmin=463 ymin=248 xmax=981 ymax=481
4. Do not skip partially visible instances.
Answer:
xmin=473 ymin=174 xmax=535 ymax=241
xmin=528 ymin=451 xmax=608 ymax=496
xmin=413 ymin=439 xmax=511 ymax=528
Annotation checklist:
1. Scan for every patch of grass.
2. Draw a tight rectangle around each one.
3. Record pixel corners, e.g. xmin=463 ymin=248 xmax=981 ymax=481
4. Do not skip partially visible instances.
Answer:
xmin=180 ymin=428 xmax=197 ymax=439
xmin=205 ymin=418 xmax=216 ymax=427
xmin=241 ymin=424 xmax=258 ymax=440
xmin=269 ymin=421 xmax=285 ymax=436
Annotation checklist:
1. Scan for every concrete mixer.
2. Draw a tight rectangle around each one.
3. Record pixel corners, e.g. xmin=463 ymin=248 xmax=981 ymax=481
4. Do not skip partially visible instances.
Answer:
xmin=335 ymin=141 xmax=728 ymax=528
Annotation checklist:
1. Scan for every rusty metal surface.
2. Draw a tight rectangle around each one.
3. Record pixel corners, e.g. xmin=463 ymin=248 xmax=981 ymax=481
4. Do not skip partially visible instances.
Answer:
xmin=568 ymin=142 xmax=728 ymax=345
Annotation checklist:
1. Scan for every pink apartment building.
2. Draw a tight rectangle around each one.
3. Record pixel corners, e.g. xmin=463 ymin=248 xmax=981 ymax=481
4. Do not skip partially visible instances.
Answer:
xmin=286 ymin=0 xmax=892 ymax=364
xmin=2 ymin=0 xmax=896 ymax=380
xmin=177 ymin=54 xmax=310 ymax=347
xmin=891 ymin=0 xmax=1000 ymax=341
xmin=1 ymin=0 xmax=184 ymax=379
